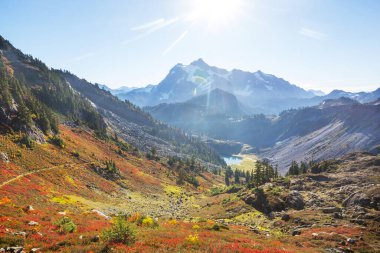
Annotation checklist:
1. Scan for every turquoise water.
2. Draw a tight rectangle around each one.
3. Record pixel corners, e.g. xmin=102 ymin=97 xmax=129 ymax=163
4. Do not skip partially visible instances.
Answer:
xmin=223 ymin=156 xmax=242 ymax=165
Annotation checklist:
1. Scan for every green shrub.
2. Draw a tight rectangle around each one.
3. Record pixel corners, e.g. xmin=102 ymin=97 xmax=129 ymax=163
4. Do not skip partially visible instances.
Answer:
xmin=209 ymin=223 xmax=229 ymax=231
xmin=49 ymin=135 xmax=65 ymax=148
xmin=71 ymin=150 xmax=80 ymax=157
xmin=19 ymin=135 xmax=33 ymax=149
xmin=54 ymin=217 xmax=77 ymax=234
xmin=187 ymin=176 xmax=200 ymax=188
xmin=211 ymin=224 xmax=220 ymax=231
xmin=210 ymin=186 xmax=224 ymax=196
xmin=102 ymin=216 xmax=136 ymax=245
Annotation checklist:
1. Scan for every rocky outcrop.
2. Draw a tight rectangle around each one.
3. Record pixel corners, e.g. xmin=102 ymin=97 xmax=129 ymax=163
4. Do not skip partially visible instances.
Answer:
xmin=244 ymin=189 xmax=270 ymax=213
xmin=0 ymin=152 xmax=9 ymax=163
xmin=285 ymin=191 xmax=304 ymax=210
xmin=343 ymin=187 xmax=380 ymax=210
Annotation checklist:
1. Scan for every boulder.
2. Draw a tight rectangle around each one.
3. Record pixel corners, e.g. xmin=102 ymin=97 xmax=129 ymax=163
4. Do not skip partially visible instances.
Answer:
xmin=91 ymin=235 xmax=100 ymax=242
xmin=6 ymin=247 xmax=23 ymax=253
xmin=292 ymin=230 xmax=301 ymax=236
xmin=244 ymin=189 xmax=270 ymax=213
xmin=0 ymin=152 xmax=9 ymax=163
xmin=244 ymin=194 xmax=256 ymax=205
xmin=343 ymin=187 xmax=380 ymax=210
xmin=23 ymin=205 xmax=34 ymax=212
xmin=321 ymin=207 xmax=342 ymax=214
xmin=281 ymin=213 xmax=291 ymax=221
xmin=285 ymin=191 xmax=304 ymax=210
xmin=12 ymin=231 xmax=27 ymax=237
xmin=28 ymin=221 xmax=39 ymax=226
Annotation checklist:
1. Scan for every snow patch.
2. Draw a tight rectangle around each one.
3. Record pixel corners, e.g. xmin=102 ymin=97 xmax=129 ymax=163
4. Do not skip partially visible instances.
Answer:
xmin=265 ymin=85 xmax=273 ymax=91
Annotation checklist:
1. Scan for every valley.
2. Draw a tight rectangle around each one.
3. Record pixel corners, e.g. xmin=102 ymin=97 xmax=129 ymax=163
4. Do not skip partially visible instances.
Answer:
xmin=0 ymin=33 xmax=379 ymax=253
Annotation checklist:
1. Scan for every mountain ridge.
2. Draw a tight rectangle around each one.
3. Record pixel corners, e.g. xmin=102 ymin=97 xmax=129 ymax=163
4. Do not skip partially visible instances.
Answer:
xmin=112 ymin=59 xmax=379 ymax=115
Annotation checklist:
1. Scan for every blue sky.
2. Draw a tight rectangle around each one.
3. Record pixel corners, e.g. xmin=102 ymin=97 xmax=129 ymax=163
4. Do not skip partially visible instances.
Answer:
xmin=1 ymin=0 xmax=379 ymax=92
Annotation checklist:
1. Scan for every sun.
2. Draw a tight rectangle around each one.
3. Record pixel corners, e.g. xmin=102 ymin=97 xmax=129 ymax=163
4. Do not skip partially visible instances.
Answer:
xmin=189 ymin=0 xmax=244 ymax=28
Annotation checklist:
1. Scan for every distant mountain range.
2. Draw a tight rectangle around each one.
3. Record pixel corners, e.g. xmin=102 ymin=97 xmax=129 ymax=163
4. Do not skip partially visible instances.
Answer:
xmin=108 ymin=59 xmax=380 ymax=115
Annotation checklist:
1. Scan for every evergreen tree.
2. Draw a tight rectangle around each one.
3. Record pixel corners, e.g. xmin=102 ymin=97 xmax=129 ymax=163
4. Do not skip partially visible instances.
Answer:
xmin=287 ymin=161 xmax=300 ymax=176
xmin=254 ymin=161 xmax=262 ymax=186
xmin=274 ymin=165 xmax=279 ymax=178
xmin=225 ymin=166 xmax=233 ymax=186
xmin=234 ymin=170 xmax=240 ymax=185
xmin=177 ymin=168 xmax=185 ymax=185
xmin=300 ymin=161 xmax=308 ymax=174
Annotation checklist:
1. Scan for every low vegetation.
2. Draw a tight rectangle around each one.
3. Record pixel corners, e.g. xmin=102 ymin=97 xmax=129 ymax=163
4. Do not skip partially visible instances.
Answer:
xmin=54 ymin=216 xmax=77 ymax=234
xmin=102 ymin=215 xmax=136 ymax=245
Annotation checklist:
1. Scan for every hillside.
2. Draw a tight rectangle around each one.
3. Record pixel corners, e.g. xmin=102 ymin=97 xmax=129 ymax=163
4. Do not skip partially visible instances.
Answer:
xmin=1 ymin=127 xmax=379 ymax=252
xmin=0 ymin=124 xmax=231 ymax=252
xmin=0 ymin=35 xmax=224 ymax=167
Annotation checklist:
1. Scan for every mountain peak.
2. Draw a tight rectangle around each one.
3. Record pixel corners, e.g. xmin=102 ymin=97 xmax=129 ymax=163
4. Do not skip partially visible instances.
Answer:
xmin=190 ymin=58 xmax=209 ymax=68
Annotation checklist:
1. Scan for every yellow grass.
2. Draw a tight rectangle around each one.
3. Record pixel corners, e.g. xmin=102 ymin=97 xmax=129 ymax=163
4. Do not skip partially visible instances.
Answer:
xmin=230 ymin=154 xmax=258 ymax=172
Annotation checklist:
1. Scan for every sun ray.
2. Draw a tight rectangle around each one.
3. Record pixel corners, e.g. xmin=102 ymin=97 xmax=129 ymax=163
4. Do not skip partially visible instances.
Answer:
xmin=123 ymin=17 xmax=180 ymax=45
xmin=163 ymin=30 xmax=189 ymax=55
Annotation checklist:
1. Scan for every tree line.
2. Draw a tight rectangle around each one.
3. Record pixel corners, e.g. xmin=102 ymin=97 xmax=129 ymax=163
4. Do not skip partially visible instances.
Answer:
xmin=225 ymin=159 xmax=279 ymax=187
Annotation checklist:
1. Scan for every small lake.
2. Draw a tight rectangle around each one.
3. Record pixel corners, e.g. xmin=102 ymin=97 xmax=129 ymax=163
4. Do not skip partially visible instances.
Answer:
xmin=223 ymin=155 xmax=243 ymax=165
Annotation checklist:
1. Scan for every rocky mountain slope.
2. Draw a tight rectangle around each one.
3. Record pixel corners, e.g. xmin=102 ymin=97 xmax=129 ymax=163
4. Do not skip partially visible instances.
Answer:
xmin=259 ymin=98 xmax=380 ymax=172
xmin=218 ymin=152 xmax=380 ymax=252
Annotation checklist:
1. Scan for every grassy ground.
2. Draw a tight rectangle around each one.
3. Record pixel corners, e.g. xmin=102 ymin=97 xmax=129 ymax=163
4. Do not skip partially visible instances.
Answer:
xmin=230 ymin=154 xmax=258 ymax=172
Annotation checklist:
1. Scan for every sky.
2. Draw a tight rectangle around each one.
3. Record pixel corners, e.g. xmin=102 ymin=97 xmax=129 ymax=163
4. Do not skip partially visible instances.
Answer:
xmin=1 ymin=0 xmax=379 ymax=93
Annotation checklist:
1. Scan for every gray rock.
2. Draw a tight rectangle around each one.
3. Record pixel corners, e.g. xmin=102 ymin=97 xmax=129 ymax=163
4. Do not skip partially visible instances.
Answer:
xmin=321 ymin=207 xmax=342 ymax=213
xmin=285 ymin=191 xmax=304 ymax=210
xmin=333 ymin=212 xmax=343 ymax=219
xmin=6 ymin=247 xmax=23 ymax=253
xmin=343 ymin=190 xmax=379 ymax=209
xmin=91 ymin=235 xmax=100 ymax=242
xmin=292 ymin=230 xmax=301 ymax=236
xmin=281 ymin=213 xmax=290 ymax=221
xmin=0 ymin=152 xmax=9 ymax=163
xmin=28 ymin=221 xmax=39 ymax=226
xmin=12 ymin=231 xmax=27 ymax=237
xmin=23 ymin=205 xmax=34 ymax=212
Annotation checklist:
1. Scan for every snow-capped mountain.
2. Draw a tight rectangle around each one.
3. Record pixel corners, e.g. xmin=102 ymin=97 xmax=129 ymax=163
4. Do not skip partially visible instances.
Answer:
xmin=115 ymin=59 xmax=379 ymax=115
